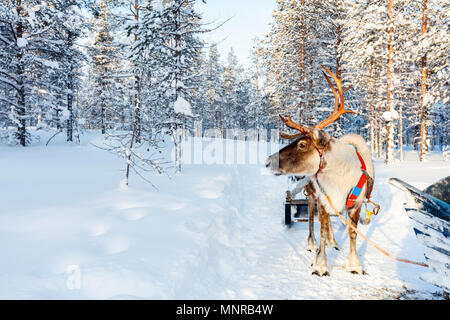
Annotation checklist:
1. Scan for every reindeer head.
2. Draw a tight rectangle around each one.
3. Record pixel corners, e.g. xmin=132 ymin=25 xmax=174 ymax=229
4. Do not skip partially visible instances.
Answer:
xmin=266 ymin=66 xmax=355 ymax=177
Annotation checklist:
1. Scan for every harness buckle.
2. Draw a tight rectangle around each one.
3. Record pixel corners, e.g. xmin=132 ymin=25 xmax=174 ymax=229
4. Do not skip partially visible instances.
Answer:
xmin=363 ymin=199 xmax=381 ymax=224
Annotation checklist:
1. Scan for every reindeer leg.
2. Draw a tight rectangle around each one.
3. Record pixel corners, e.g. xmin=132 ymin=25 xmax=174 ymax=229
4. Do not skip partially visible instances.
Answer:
xmin=306 ymin=195 xmax=317 ymax=252
xmin=312 ymin=202 xmax=330 ymax=276
xmin=346 ymin=203 xmax=364 ymax=274
xmin=325 ymin=214 xmax=340 ymax=250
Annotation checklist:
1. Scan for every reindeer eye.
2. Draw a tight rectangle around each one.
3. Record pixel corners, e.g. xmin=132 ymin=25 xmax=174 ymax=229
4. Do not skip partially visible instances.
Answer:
xmin=298 ymin=141 xmax=307 ymax=150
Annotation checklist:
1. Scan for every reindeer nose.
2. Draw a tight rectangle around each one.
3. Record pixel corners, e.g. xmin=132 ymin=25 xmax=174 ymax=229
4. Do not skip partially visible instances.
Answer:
xmin=265 ymin=158 xmax=271 ymax=168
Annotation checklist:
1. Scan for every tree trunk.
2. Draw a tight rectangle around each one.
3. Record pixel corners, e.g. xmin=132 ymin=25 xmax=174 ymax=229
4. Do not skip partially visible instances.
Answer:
xmin=419 ymin=0 xmax=428 ymax=162
xmin=134 ymin=0 xmax=141 ymax=143
xmin=414 ymin=123 xmax=419 ymax=150
xmin=299 ymin=0 xmax=306 ymax=121
xmin=173 ymin=1 xmax=182 ymax=173
xmin=377 ymin=118 xmax=382 ymax=159
xmin=335 ymin=16 xmax=343 ymax=131
xmin=398 ymin=100 xmax=403 ymax=161
xmin=369 ymin=57 xmax=375 ymax=154
xmin=16 ymin=0 xmax=27 ymax=146
xmin=385 ymin=0 xmax=395 ymax=164
xmin=125 ymin=83 xmax=141 ymax=186
xmin=101 ymin=73 xmax=106 ymax=135
xmin=67 ymin=30 xmax=74 ymax=142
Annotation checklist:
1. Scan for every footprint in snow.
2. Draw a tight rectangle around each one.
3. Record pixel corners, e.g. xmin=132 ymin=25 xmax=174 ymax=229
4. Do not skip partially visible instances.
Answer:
xmin=89 ymin=221 xmax=111 ymax=236
xmin=120 ymin=207 xmax=149 ymax=221
xmin=103 ymin=236 xmax=131 ymax=254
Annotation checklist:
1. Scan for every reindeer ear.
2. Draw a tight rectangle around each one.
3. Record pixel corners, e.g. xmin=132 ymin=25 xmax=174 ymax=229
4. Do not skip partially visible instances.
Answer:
xmin=311 ymin=128 xmax=331 ymax=149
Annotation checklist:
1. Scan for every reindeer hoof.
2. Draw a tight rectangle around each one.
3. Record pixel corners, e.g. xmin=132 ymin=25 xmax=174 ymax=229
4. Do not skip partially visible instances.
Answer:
xmin=312 ymin=270 xmax=330 ymax=277
xmin=346 ymin=254 xmax=363 ymax=274
xmin=311 ymin=264 xmax=330 ymax=277
xmin=350 ymin=270 xmax=367 ymax=275
xmin=346 ymin=266 xmax=364 ymax=275
xmin=351 ymin=270 xmax=368 ymax=275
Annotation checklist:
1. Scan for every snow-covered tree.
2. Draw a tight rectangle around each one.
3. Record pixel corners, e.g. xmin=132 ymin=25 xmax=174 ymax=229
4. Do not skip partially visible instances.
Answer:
xmin=150 ymin=0 xmax=207 ymax=172
xmin=203 ymin=44 xmax=224 ymax=130
xmin=0 ymin=0 xmax=81 ymax=146
xmin=222 ymin=48 xmax=242 ymax=129
xmin=87 ymin=0 xmax=126 ymax=134
xmin=99 ymin=0 xmax=165 ymax=186
xmin=260 ymin=0 xmax=358 ymax=134
xmin=417 ymin=0 xmax=449 ymax=161
xmin=341 ymin=0 xmax=389 ymax=156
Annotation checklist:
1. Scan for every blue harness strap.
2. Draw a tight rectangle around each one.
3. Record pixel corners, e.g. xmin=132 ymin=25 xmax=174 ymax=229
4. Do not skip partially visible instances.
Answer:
xmin=346 ymin=144 xmax=371 ymax=208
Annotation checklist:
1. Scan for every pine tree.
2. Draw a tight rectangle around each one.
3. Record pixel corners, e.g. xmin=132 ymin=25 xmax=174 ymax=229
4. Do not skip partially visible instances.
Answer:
xmin=99 ymin=0 xmax=166 ymax=186
xmin=151 ymin=0 xmax=207 ymax=172
xmin=417 ymin=0 xmax=449 ymax=161
xmin=0 ymin=0 xmax=78 ymax=146
xmin=203 ymin=44 xmax=224 ymax=130
xmin=246 ymin=40 xmax=269 ymax=130
xmin=88 ymin=0 xmax=123 ymax=134
xmin=261 ymin=0 xmax=352 ymax=133
xmin=341 ymin=0 xmax=389 ymax=156
xmin=51 ymin=0 xmax=86 ymax=142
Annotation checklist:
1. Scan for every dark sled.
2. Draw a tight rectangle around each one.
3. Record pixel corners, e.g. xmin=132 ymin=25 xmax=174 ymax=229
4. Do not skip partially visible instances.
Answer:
xmin=389 ymin=176 xmax=450 ymax=300
xmin=284 ymin=198 xmax=314 ymax=225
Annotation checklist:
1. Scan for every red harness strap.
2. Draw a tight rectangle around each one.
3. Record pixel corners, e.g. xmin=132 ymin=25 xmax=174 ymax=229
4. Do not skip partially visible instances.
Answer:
xmin=346 ymin=145 xmax=372 ymax=208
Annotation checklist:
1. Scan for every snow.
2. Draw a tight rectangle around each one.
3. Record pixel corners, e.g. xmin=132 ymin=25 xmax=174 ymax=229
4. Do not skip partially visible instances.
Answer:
xmin=382 ymin=110 xmax=399 ymax=121
xmin=0 ymin=131 xmax=448 ymax=299
xmin=173 ymin=96 xmax=193 ymax=116
xmin=154 ymin=0 xmax=165 ymax=13
xmin=42 ymin=59 xmax=60 ymax=69
xmin=61 ymin=108 xmax=70 ymax=120
xmin=17 ymin=37 xmax=28 ymax=48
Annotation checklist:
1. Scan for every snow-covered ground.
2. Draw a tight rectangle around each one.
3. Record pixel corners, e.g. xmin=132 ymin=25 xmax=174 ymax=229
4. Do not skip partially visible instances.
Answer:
xmin=0 ymin=131 xmax=448 ymax=299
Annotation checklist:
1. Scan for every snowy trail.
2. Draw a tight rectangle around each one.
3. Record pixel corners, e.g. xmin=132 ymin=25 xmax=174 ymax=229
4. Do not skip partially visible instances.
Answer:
xmin=0 ymin=135 xmax=447 ymax=299
xmin=214 ymin=165 xmax=432 ymax=300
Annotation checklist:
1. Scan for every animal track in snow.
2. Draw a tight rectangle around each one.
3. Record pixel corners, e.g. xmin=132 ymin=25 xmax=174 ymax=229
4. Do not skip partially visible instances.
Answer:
xmin=103 ymin=236 xmax=131 ymax=254
xmin=89 ymin=221 xmax=111 ymax=236
xmin=120 ymin=207 xmax=149 ymax=221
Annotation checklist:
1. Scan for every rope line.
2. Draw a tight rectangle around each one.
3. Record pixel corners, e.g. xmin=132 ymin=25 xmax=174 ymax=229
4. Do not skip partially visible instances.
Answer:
xmin=325 ymin=195 xmax=429 ymax=268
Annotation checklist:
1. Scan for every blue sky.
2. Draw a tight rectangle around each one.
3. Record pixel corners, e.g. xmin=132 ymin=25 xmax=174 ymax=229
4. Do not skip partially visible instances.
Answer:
xmin=195 ymin=0 xmax=276 ymax=66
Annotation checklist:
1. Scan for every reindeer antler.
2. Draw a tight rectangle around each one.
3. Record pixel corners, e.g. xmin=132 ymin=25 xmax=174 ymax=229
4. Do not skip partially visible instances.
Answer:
xmin=279 ymin=66 xmax=355 ymax=139
xmin=315 ymin=65 xmax=355 ymax=130
xmin=279 ymin=114 xmax=309 ymax=139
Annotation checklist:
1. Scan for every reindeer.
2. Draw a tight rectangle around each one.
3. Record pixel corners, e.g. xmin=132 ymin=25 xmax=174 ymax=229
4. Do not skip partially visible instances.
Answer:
xmin=287 ymin=177 xmax=325 ymax=253
xmin=266 ymin=66 xmax=374 ymax=276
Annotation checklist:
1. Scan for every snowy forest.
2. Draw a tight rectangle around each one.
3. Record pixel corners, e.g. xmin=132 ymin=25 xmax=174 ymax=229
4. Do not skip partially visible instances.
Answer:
xmin=0 ymin=0 xmax=449 ymax=300
xmin=0 ymin=0 xmax=448 ymax=168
